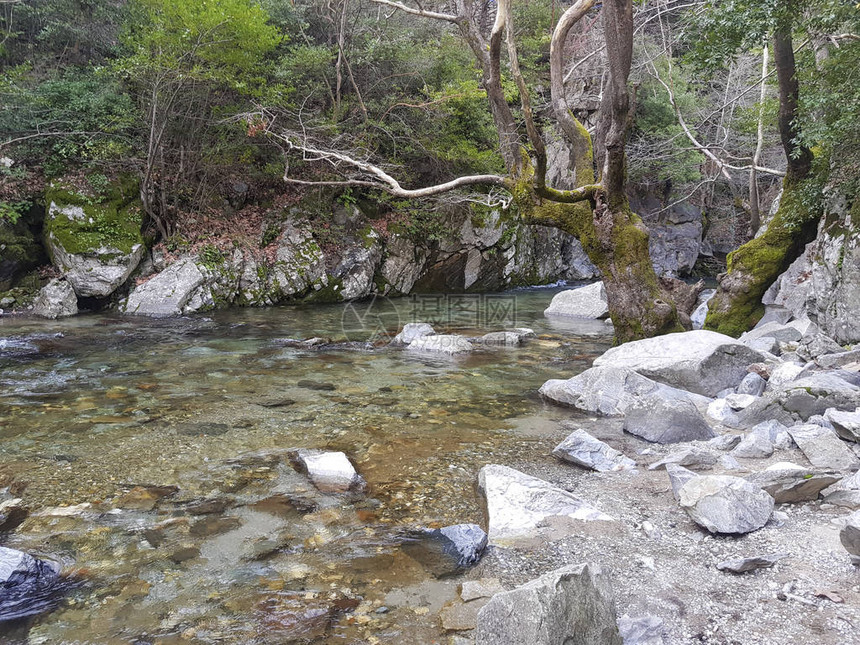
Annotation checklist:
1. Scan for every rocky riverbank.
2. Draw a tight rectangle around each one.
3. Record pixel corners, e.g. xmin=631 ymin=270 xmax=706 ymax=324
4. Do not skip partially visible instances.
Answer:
xmin=4 ymin=294 xmax=860 ymax=642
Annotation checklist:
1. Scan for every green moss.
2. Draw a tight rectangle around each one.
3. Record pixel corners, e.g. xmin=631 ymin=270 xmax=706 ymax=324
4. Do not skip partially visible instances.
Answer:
xmin=45 ymin=178 xmax=143 ymax=256
xmin=705 ymin=177 xmax=818 ymax=336
xmin=303 ymin=277 xmax=343 ymax=303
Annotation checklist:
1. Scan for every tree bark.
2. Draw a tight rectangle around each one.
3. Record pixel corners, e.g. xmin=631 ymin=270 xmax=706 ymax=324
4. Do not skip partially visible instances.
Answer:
xmin=705 ymin=9 xmax=817 ymax=336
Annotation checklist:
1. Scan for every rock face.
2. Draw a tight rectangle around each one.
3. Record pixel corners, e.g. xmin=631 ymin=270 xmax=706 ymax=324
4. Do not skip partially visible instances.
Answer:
xmin=401 ymin=524 xmax=487 ymax=577
xmin=786 ymin=424 xmax=860 ymax=471
xmin=543 ymin=282 xmax=609 ymax=319
xmin=747 ymin=462 xmax=840 ymax=503
xmin=475 ymin=563 xmax=622 ymax=645
xmin=763 ymin=189 xmax=860 ymax=344
xmin=592 ymin=330 xmax=767 ymax=397
xmin=539 ymin=366 xmax=710 ymax=419
xmin=31 ymin=278 xmax=78 ymax=318
xmin=407 ymin=335 xmax=473 ymax=355
xmin=678 ymin=475 xmax=774 ymax=534
xmin=289 ymin=450 xmax=366 ymax=494
xmin=477 ymin=465 xmax=614 ymax=545
xmin=44 ymin=183 xmax=145 ymax=298
xmin=0 ymin=546 xmax=63 ymax=621
xmin=552 ymin=429 xmax=636 ymax=472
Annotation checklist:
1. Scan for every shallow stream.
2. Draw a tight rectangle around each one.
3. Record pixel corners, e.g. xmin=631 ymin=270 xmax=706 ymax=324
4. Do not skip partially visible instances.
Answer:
xmin=0 ymin=286 xmax=612 ymax=644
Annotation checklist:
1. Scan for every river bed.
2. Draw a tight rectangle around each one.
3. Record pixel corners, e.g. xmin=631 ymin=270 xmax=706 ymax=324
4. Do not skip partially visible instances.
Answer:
xmin=0 ymin=286 xmax=612 ymax=644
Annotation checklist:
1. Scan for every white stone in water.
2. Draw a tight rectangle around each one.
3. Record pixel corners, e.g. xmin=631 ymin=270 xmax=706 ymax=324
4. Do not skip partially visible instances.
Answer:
xmin=477 ymin=464 xmax=614 ymax=545
xmin=543 ymin=282 xmax=609 ymax=319
xmin=407 ymin=334 xmax=473 ymax=355
xmin=391 ymin=322 xmax=435 ymax=346
xmin=290 ymin=450 xmax=365 ymax=493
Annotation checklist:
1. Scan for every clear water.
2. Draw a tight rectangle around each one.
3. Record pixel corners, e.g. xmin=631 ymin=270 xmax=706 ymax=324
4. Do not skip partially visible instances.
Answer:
xmin=0 ymin=287 xmax=611 ymax=644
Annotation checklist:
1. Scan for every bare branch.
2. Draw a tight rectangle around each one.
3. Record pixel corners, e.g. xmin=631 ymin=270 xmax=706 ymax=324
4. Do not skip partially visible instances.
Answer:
xmin=368 ymin=0 xmax=459 ymax=24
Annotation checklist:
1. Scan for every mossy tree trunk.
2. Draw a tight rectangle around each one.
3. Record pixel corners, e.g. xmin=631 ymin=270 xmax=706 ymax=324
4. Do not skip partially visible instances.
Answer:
xmin=705 ymin=14 xmax=816 ymax=336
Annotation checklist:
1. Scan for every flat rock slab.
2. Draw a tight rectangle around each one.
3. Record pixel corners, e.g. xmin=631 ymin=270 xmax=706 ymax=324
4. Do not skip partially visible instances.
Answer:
xmin=477 ymin=464 xmax=614 ymax=546
xmin=289 ymin=450 xmax=366 ymax=494
xmin=716 ymin=553 xmax=789 ymax=574
xmin=475 ymin=563 xmax=622 ymax=645
xmin=678 ymin=475 xmax=774 ymax=534
xmin=543 ymin=282 xmax=609 ymax=319
xmin=787 ymin=424 xmax=860 ymax=471
xmin=825 ymin=408 xmax=860 ymax=442
xmin=407 ymin=335 xmax=473 ymax=355
xmin=747 ymin=462 xmax=841 ymax=503
xmin=552 ymin=429 xmax=636 ymax=472
xmin=540 ymin=366 xmax=710 ymax=421
xmin=593 ymin=330 xmax=767 ymax=397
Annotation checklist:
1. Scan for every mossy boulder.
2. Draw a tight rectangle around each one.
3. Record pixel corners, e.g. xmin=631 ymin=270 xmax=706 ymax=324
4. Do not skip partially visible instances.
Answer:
xmin=44 ymin=180 xmax=145 ymax=298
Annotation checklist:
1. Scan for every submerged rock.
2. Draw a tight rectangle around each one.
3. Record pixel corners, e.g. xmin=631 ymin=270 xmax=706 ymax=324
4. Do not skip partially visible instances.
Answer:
xmin=479 ymin=331 xmax=523 ymax=347
xmin=475 ymin=563 xmax=622 ymax=645
xmin=477 ymin=464 xmax=614 ymax=545
xmin=0 ymin=546 xmax=63 ymax=621
xmin=31 ymin=278 xmax=78 ymax=319
xmin=289 ymin=450 xmax=366 ymax=494
xmin=543 ymin=282 xmax=609 ymax=319
xmin=401 ymin=523 xmax=487 ymax=577
xmin=593 ymin=330 xmax=767 ymax=397
xmin=678 ymin=475 xmax=774 ymax=534
xmin=552 ymin=429 xmax=636 ymax=472
xmin=407 ymin=334 xmax=473 ymax=355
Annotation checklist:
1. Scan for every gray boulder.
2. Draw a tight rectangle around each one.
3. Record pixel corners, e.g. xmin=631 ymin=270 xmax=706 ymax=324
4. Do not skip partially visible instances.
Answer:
xmin=731 ymin=432 xmax=774 ymax=459
xmin=543 ymin=282 xmax=609 ymax=319
xmin=649 ymin=448 xmax=717 ymax=471
xmin=124 ymin=257 xmax=210 ymax=316
xmin=839 ymin=510 xmax=860 ymax=563
xmin=475 ymin=563 xmax=622 ymax=645
xmin=539 ymin=366 xmax=710 ymax=420
xmin=0 ymin=546 xmax=62 ymax=621
xmin=737 ymin=372 xmax=767 ymax=397
xmin=623 ymin=388 xmax=715 ymax=444
xmin=391 ymin=322 xmax=435 ymax=346
xmin=786 ymin=424 xmax=859 ymax=471
xmin=750 ymin=420 xmax=794 ymax=450
xmin=477 ymin=465 xmax=614 ymax=545
xmin=31 ymin=278 xmax=78 ymax=319
xmin=593 ymin=330 xmax=767 ymax=397
xmin=709 ymin=434 xmax=742 ymax=451
xmin=407 ymin=334 xmax=473 ymax=355
xmin=766 ymin=362 xmax=805 ymax=390
xmin=818 ymin=349 xmax=860 ymax=370
xmin=747 ymin=462 xmax=841 ymax=503
xmin=552 ymin=429 xmax=636 ymax=472
xmin=824 ymin=408 xmax=860 ymax=442
xmin=678 ymin=475 xmax=774 ymax=534
xmin=479 ymin=331 xmax=523 ymax=347
xmin=740 ymin=322 xmax=802 ymax=345
xmin=707 ymin=399 xmax=741 ymax=427
xmin=401 ymin=523 xmax=487 ymax=577
xmin=666 ymin=464 xmax=699 ymax=500
xmin=740 ymin=372 xmax=860 ymax=426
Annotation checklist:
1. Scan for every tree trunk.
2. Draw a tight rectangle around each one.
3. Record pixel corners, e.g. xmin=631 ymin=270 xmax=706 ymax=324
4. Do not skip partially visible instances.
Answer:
xmin=705 ymin=14 xmax=816 ymax=336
